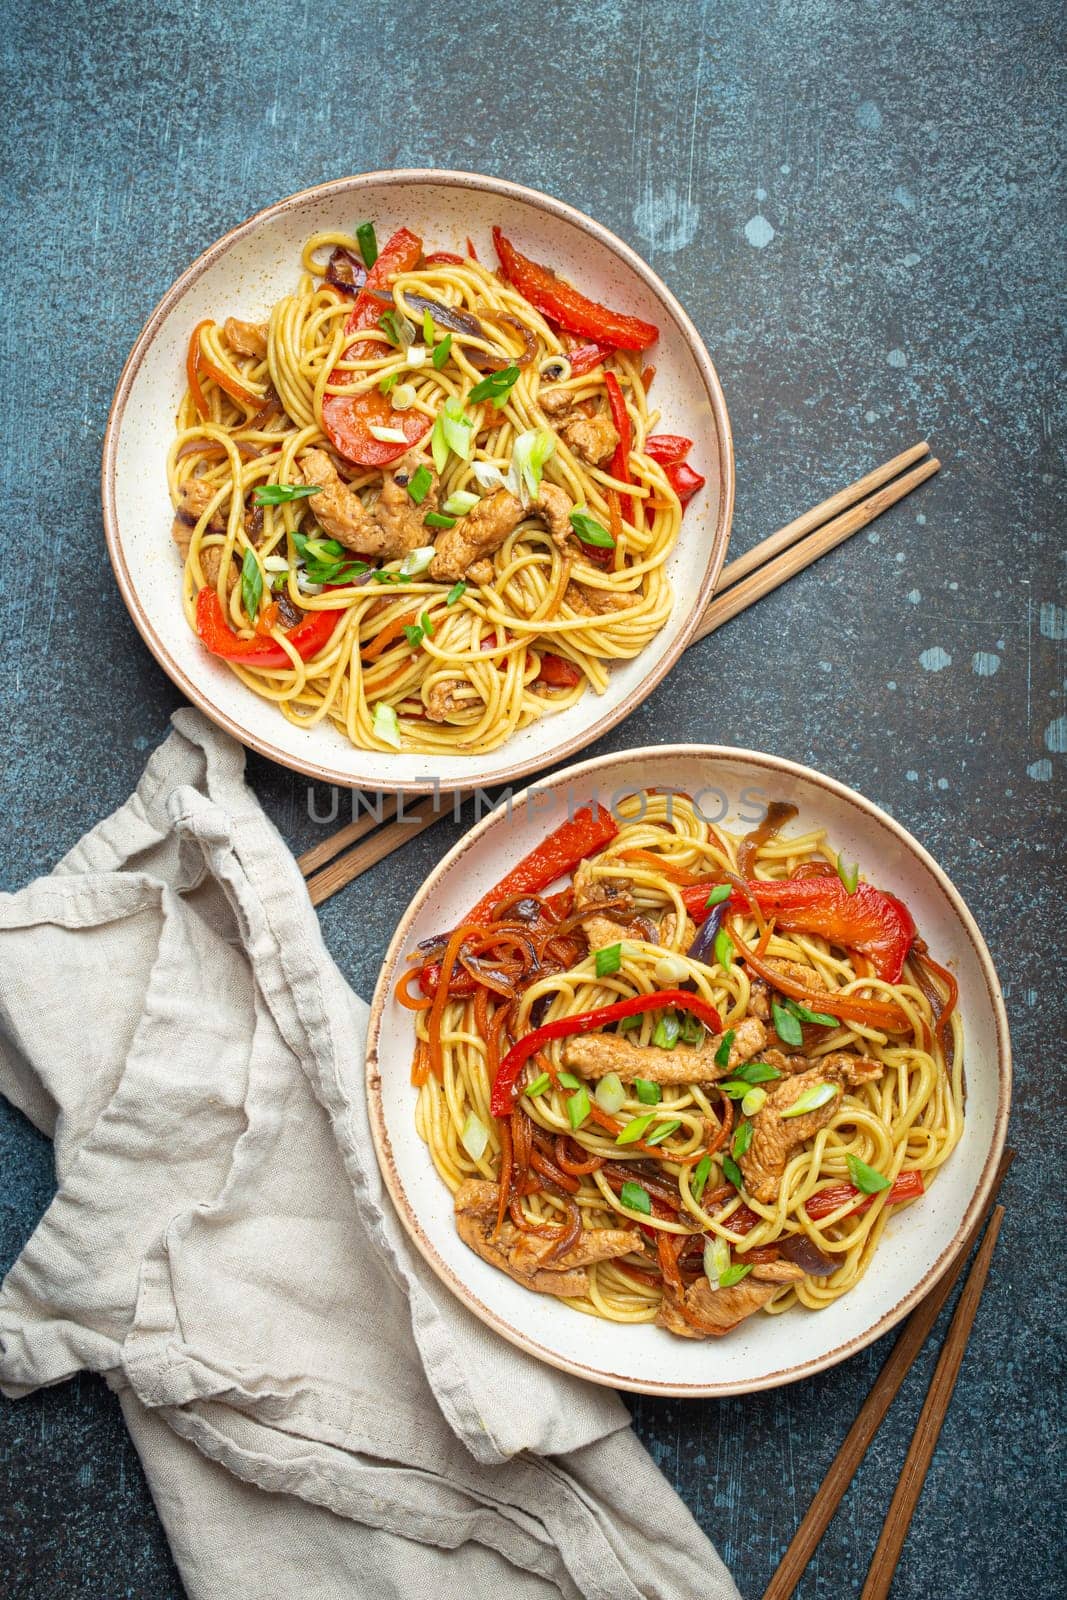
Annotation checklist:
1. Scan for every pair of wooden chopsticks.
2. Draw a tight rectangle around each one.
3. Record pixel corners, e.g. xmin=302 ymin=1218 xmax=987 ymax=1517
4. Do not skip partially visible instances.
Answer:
xmin=298 ymin=440 xmax=940 ymax=906
xmin=763 ymin=1149 xmax=1012 ymax=1600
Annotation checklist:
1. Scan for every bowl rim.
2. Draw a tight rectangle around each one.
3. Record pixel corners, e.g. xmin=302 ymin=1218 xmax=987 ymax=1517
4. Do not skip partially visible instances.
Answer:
xmin=365 ymin=740 xmax=1012 ymax=1396
xmin=101 ymin=168 xmax=735 ymax=793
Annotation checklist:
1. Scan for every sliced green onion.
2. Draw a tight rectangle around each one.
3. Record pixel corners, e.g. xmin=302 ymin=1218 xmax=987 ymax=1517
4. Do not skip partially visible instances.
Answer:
xmin=718 ymin=1080 xmax=753 ymax=1100
xmin=781 ymin=1082 xmax=839 ymax=1119
xmin=510 ymin=428 xmax=556 ymax=502
xmin=241 ymin=548 xmax=263 ymax=621
xmin=368 ymin=424 xmax=408 ymax=444
xmin=732 ymin=1120 xmax=753 ymax=1159
xmin=569 ymin=508 xmax=614 ymax=548
xmin=786 ymin=997 xmax=839 ymax=1028
xmin=595 ymin=943 xmax=622 ymax=978
xmin=430 ymin=412 xmax=449 ymax=474
xmin=837 ymin=855 xmax=859 ymax=894
xmin=524 ymin=1072 xmax=551 ymax=1098
xmin=557 ymin=1072 xmax=581 ymax=1089
xmin=405 ymin=464 xmax=433 ymax=505
xmin=618 ymin=1014 xmax=642 ymax=1033
xmin=471 ymin=459 xmax=508 ymax=491
xmin=772 ymin=1001 xmax=804 ymax=1047
xmin=594 ymin=1072 xmax=626 ymax=1114
xmin=391 ymin=382 xmax=418 ymax=410
xmin=460 ymin=1109 xmax=489 ymax=1161
xmin=713 ymin=927 xmax=734 ymax=970
xmin=442 ymin=489 xmax=480 ymax=516
xmin=469 ymin=364 xmax=521 ymax=408
xmin=714 ymin=1028 xmax=735 ymax=1068
xmin=431 ymin=332 xmax=453 ymax=370
xmin=704 ymin=1235 xmax=731 ymax=1288
xmin=722 ymin=1154 xmax=744 ymax=1190
xmin=616 ymin=1111 xmax=656 ymax=1146
xmin=446 ymin=581 xmax=467 ymax=605
xmin=403 ymin=345 xmax=427 ymax=369
xmin=398 ymin=544 xmax=435 ymax=576
xmin=567 ymin=1086 xmax=590 ymax=1131
xmin=729 ymin=1059 xmax=783 ymax=1086
xmin=690 ymin=1155 xmax=713 ymax=1203
xmin=719 ymin=1262 xmax=753 ymax=1289
xmin=678 ymin=1013 xmax=704 ymax=1047
xmin=355 ymin=220 xmax=378 ymax=267
xmin=644 ymin=1119 xmax=681 ymax=1147
xmin=619 ymin=1180 xmax=652 ymax=1216
xmin=378 ymin=310 xmax=413 ymax=349
xmin=441 ymin=397 xmax=475 ymax=460
xmin=705 ymin=884 xmax=730 ymax=908
xmin=253 ymin=482 xmax=322 ymax=505
xmin=419 ymin=609 xmax=434 ymax=637
xmin=379 ymin=371 xmax=400 ymax=394
xmin=421 ymin=308 xmax=434 ymax=344
xmin=634 ymin=1078 xmax=661 ymax=1105
xmin=740 ymin=1086 xmax=768 ymax=1116
xmin=372 ymin=702 xmax=402 ymax=749
xmin=424 ymin=511 xmax=457 ymax=529
xmin=302 ymin=536 xmax=345 ymax=561
xmin=369 ymin=570 xmax=403 ymax=584
xmin=654 ymin=954 xmax=689 ymax=986
xmin=846 ymin=1153 xmax=892 ymax=1194
xmin=403 ymin=623 xmax=425 ymax=649
xmin=652 ymin=1012 xmax=680 ymax=1050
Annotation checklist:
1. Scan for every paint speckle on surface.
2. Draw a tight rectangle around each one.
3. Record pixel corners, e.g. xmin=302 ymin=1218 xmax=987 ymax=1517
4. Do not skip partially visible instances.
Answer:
xmin=818 ymin=660 xmax=833 ymax=673
xmin=868 ymin=530 xmax=880 ymax=543
xmin=905 ymin=770 xmax=918 ymax=782
xmin=887 ymin=680 xmax=897 ymax=690
xmin=865 ymin=409 xmax=879 ymax=423
xmin=887 ymin=347 xmax=907 ymax=367
xmin=937 ymin=777 xmax=949 ymax=790
xmin=744 ymin=213 xmax=775 ymax=248
xmin=916 ymin=513 xmax=926 ymax=525
xmin=895 ymin=551 xmax=906 ymax=563
xmin=632 ymin=184 xmax=700 ymax=253
xmin=755 ymin=186 xmax=767 ymax=201
xmin=904 ymin=251 xmax=921 ymax=266
xmin=1040 ymin=602 xmax=1066 ymax=639
xmin=779 ymin=163 xmax=790 ymax=175
xmin=1045 ymin=716 xmax=1067 ymax=754
xmin=973 ymin=651 xmax=1001 ymax=676
xmin=856 ymin=100 xmax=882 ymax=131
xmin=1027 ymin=759 xmax=1053 ymax=781
xmin=893 ymin=184 xmax=916 ymax=210
xmin=906 ymin=589 xmax=921 ymax=604
xmin=920 ymin=646 xmax=952 ymax=671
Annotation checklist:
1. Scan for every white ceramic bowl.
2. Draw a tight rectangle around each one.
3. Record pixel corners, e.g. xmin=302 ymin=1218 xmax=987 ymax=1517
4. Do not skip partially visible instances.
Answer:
xmin=102 ymin=171 xmax=733 ymax=792
xmin=366 ymin=745 xmax=1011 ymax=1396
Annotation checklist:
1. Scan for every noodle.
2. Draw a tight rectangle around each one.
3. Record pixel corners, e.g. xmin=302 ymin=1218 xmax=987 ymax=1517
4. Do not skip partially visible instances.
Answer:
xmin=169 ymin=228 xmax=683 ymax=756
xmin=404 ymin=793 xmax=965 ymax=1337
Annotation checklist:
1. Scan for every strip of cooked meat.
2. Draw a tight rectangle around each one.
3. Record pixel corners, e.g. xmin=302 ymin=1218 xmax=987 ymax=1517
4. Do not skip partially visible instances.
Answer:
xmin=739 ymin=1055 xmax=884 ymax=1202
xmin=453 ymin=1179 xmax=637 ymax=1297
xmin=425 ymin=677 xmax=479 ymax=722
xmin=748 ymin=978 xmax=771 ymax=1020
xmin=429 ymin=483 xmax=573 ymax=582
xmin=376 ymin=462 xmax=440 ymax=551
xmin=657 ymin=1275 xmax=780 ymax=1337
xmin=199 ymin=545 xmax=238 ymax=595
xmin=572 ymin=859 xmax=638 ymax=950
xmin=172 ymin=478 xmax=226 ymax=558
xmin=659 ymin=910 xmax=698 ymax=949
xmin=564 ymin=580 xmax=634 ymax=616
xmin=561 ymin=1016 xmax=767 ymax=1085
xmin=222 ymin=317 xmax=269 ymax=359
xmin=298 ymin=449 xmax=438 ymax=560
xmin=541 ymin=387 xmax=619 ymax=467
xmin=766 ymin=957 xmax=828 ymax=992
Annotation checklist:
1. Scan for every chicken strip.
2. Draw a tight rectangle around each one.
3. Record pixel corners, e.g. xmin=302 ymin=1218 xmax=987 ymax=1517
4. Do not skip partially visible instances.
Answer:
xmin=222 ymin=317 xmax=269 ymax=359
xmin=453 ymin=1180 xmax=639 ymax=1297
xmin=561 ymin=1016 xmax=768 ymax=1085
xmin=171 ymin=478 xmax=225 ymax=558
xmin=740 ymin=1055 xmax=884 ymax=1202
xmin=376 ymin=461 xmax=440 ymax=552
xmin=572 ymin=858 xmax=641 ymax=950
xmin=564 ymin=580 xmax=635 ymax=617
xmin=424 ymin=676 xmax=478 ymax=723
xmin=540 ymin=386 xmax=619 ymax=467
xmin=429 ymin=483 xmax=574 ymax=582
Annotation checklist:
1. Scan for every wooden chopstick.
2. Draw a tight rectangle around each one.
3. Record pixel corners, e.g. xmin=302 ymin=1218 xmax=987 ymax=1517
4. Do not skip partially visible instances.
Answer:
xmin=761 ymin=1147 xmax=1014 ymax=1600
xmin=302 ymin=442 xmax=939 ymax=902
xmin=858 ymin=1204 xmax=1006 ymax=1600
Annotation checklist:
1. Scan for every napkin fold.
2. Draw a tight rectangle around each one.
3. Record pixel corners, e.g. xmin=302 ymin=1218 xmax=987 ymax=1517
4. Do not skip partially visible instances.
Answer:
xmin=0 ymin=710 xmax=739 ymax=1600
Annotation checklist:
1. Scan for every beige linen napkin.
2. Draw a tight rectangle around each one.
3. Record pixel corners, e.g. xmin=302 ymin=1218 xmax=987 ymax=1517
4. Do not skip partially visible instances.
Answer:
xmin=0 ymin=709 xmax=739 ymax=1600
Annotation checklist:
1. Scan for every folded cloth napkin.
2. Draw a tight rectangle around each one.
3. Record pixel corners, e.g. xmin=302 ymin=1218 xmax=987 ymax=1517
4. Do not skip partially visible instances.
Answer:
xmin=0 ymin=710 xmax=739 ymax=1600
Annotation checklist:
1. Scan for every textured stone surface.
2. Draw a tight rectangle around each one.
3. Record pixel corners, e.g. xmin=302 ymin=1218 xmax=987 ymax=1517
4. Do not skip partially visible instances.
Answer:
xmin=1 ymin=1 xmax=1064 ymax=1596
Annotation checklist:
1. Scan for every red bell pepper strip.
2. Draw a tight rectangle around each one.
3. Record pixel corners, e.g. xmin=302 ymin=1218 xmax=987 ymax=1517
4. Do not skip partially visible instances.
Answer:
xmin=645 ymin=434 xmax=693 ymax=465
xmin=422 ymin=251 xmax=465 ymax=265
xmin=742 ymin=876 xmax=915 ymax=983
xmin=804 ymin=1170 xmax=925 ymax=1220
xmin=321 ymin=226 xmax=432 ymax=467
xmin=565 ymin=340 xmax=616 ymax=376
xmin=195 ymin=586 xmax=342 ymax=668
xmin=493 ymin=227 xmax=659 ymax=351
xmin=466 ymin=804 xmax=619 ymax=927
xmin=536 ymin=652 xmax=583 ymax=688
xmin=490 ymin=989 xmax=724 ymax=1116
xmin=663 ymin=459 xmax=705 ymax=504
xmin=603 ymin=371 xmax=634 ymax=521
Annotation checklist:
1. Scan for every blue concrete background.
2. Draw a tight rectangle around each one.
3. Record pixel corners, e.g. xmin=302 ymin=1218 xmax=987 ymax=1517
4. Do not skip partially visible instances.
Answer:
xmin=1 ymin=1 xmax=1064 ymax=1595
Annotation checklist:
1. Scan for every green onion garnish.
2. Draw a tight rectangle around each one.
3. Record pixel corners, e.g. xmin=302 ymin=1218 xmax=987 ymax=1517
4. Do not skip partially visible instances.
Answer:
xmin=569 ymin=508 xmax=615 ymax=548
xmin=469 ymin=364 xmax=521 ymax=408
xmin=713 ymin=927 xmax=734 ymax=970
xmin=421 ymin=308 xmax=434 ymax=344
xmin=378 ymin=310 xmax=409 ymax=347
xmin=511 ymin=429 xmax=556 ymax=499
xmin=728 ymin=1060 xmax=783 ymax=1086
xmin=722 ymin=1154 xmax=743 ymax=1190
xmin=780 ymin=1082 xmax=839 ymax=1119
xmin=732 ymin=1120 xmax=753 ymax=1160
xmin=431 ymin=332 xmax=453 ymax=370
xmin=705 ymin=884 xmax=730 ymax=908
xmin=398 ymin=546 xmax=435 ymax=578
xmin=403 ymin=623 xmax=425 ymax=649
xmin=837 ymin=855 xmax=859 ymax=894
xmin=379 ymin=371 xmax=400 ymax=394
xmin=372 ymin=702 xmax=402 ymax=748
xmin=846 ymin=1153 xmax=892 ymax=1194
xmin=355 ymin=221 xmax=378 ymax=267
xmin=718 ymin=1263 xmax=752 ymax=1289
xmin=446 ymin=581 xmax=466 ymax=605
xmin=718 ymin=1080 xmax=754 ymax=1100
xmin=704 ymin=1235 xmax=731 ymax=1287
xmin=690 ymin=1155 xmax=713 ymax=1202
xmin=786 ymin=997 xmax=838 ymax=1028
xmin=241 ymin=548 xmax=263 ymax=621
xmin=595 ymin=943 xmax=622 ymax=978
xmin=460 ymin=1109 xmax=489 ymax=1161
xmin=407 ymin=465 xmax=433 ymax=504
xmin=557 ymin=1073 xmax=581 ymax=1090
xmin=618 ymin=1014 xmax=642 ymax=1033
xmin=420 ymin=609 xmax=434 ymax=637
xmin=442 ymin=490 xmax=479 ymax=516
xmin=678 ymin=1013 xmax=704 ymax=1047
xmin=524 ymin=1072 xmax=551 ymax=1098
xmin=634 ymin=1078 xmax=661 ymax=1104
xmin=772 ymin=1001 xmax=804 ymax=1047
xmin=594 ymin=1072 xmax=626 ymax=1114
xmin=619 ymin=1180 xmax=652 ymax=1216
xmin=714 ymin=1028 xmax=735 ymax=1068
xmin=253 ymin=482 xmax=322 ymax=505
xmin=567 ymin=1086 xmax=590 ymax=1131
xmin=615 ymin=1111 xmax=656 ymax=1146
xmin=644 ymin=1119 xmax=681 ymax=1147
xmin=740 ymin=1086 xmax=768 ymax=1116
xmin=652 ymin=1012 xmax=680 ymax=1050
xmin=424 ymin=511 xmax=456 ymax=529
